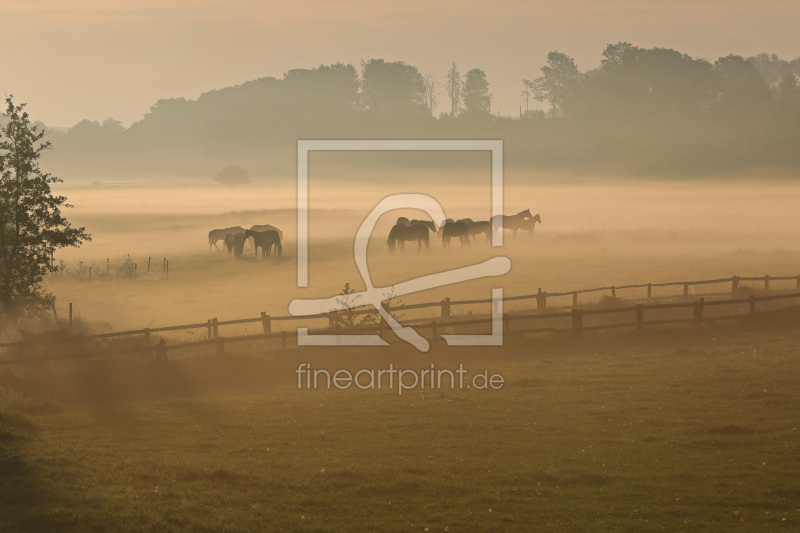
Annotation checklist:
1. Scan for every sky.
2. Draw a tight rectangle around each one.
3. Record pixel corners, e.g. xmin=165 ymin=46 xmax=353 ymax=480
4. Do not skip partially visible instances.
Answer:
xmin=2 ymin=0 xmax=799 ymax=127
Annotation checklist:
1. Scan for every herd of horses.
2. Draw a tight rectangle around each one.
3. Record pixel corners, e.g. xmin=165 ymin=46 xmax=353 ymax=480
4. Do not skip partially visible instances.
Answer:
xmin=208 ymin=209 xmax=541 ymax=259
xmin=388 ymin=209 xmax=541 ymax=253
xmin=208 ymin=224 xmax=283 ymax=260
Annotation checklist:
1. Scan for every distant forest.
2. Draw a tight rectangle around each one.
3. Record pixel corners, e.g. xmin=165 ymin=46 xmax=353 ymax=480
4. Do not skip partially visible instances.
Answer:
xmin=43 ymin=43 xmax=800 ymax=181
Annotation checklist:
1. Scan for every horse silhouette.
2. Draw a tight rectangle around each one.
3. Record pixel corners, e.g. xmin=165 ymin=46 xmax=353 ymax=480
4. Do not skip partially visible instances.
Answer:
xmin=518 ymin=213 xmax=542 ymax=236
xmin=244 ymin=229 xmax=283 ymax=259
xmin=467 ymin=220 xmax=492 ymax=244
xmin=249 ymin=224 xmax=283 ymax=240
xmin=388 ymin=223 xmax=430 ymax=254
xmin=224 ymin=233 xmax=237 ymax=256
xmin=441 ymin=221 xmax=470 ymax=249
xmin=209 ymin=226 xmax=245 ymax=250
xmin=232 ymin=233 xmax=245 ymax=259
xmin=396 ymin=217 xmax=437 ymax=233
xmin=491 ymin=209 xmax=538 ymax=237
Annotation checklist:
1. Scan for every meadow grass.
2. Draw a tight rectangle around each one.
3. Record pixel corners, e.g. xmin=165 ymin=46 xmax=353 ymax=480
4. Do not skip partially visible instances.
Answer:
xmin=2 ymin=313 xmax=800 ymax=531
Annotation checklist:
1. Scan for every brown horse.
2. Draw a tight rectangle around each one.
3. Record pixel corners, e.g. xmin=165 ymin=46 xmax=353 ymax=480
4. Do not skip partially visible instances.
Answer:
xmin=232 ymin=233 xmax=245 ymax=259
xmin=441 ymin=221 xmax=470 ymax=249
xmin=209 ymin=226 xmax=245 ymax=250
xmin=388 ymin=223 xmax=430 ymax=254
xmin=467 ymin=220 xmax=492 ymax=244
xmin=491 ymin=209 xmax=537 ymax=237
xmin=244 ymin=229 xmax=283 ymax=259
xmin=518 ymin=214 xmax=541 ymax=236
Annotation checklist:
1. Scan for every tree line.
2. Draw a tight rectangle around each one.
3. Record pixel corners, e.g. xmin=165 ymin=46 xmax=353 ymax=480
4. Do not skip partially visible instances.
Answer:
xmin=44 ymin=43 xmax=800 ymax=178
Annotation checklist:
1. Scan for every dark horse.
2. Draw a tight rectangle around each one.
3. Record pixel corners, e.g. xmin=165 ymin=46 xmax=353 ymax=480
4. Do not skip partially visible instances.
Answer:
xmin=441 ymin=221 xmax=470 ymax=249
xmin=467 ymin=220 xmax=492 ymax=244
xmin=232 ymin=233 xmax=245 ymax=259
xmin=244 ymin=229 xmax=282 ymax=259
xmin=209 ymin=226 xmax=245 ymax=250
xmin=387 ymin=223 xmax=430 ymax=254
xmin=224 ymin=233 xmax=237 ymax=256
xmin=491 ymin=209 xmax=539 ymax=237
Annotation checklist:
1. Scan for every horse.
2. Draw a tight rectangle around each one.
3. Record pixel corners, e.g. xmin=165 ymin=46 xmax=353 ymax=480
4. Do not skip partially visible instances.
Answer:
xmin=467 ymin=220 xmax=492 ymax=244
xmin=224 ymin=233 xmax=237 ymax=256
xmin=410 ymin=220 xmax=437 ymax=233
xmin=441 ymin=221 xmax=470 ymax=249
xmin=244 ymin=229 xmax=282 ymax=260
xmin=232 ymin=233 xmax=245 ymax=259
xmin=249 ymin=224 xmax=283 ymax=240
xmin=387 ymin=223 xmax=430 ymax=254
xmin=490 ymin=209 xmax=535 ymax=237
xmin=518 ymin=214 xmax=541 ymax=236
xmin=456 ymin=218 xmax=474 ymax=225
xmin=396 ymin=217 xmax=436 ymax=233
xmin=209 ymin=226 xmax=245 ymax=250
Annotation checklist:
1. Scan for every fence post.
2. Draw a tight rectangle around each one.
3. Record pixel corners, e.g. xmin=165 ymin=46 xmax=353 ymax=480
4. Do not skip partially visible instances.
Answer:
xmin=647 ymin=283 xmax=652 ymax=300
xmin=107 ymin=258 xmax=110 ymax=275
xmin=431 ymin=321 xmax=438 ymax=339
xmin=732 ymin=276 xmax=739 ymax=295
xmin=261 ymin=312 xmax=271 ymax=334
xmin=206 ymin=319 xmax=212 ymax=338
xmin=536 ymin=288 xmax=543 ymax=311
xmin=572 ymin=291 xmax=578 ymax=307
xmin=695 ymin=297 xmax=705 ymax=326
xmin=764 ymin=275 xmax=770 ymax=292
xmin=144 ymin=328 xmax=151 ymax=345
xmin=749 ymin=294 xmax=756 ymax=315
xmin=636 ymin=304 xmax=644 ymax=330
xmin=157 ymin=339 xmax=167 ymax=361
xmin=683 ymin=283 xmax=689 ymax=297
xmin=441 ymin=298 xmax=451 ymax=318
xmin=211 ymin=318 xmax=219 ymax=339
xmin=541 ymin=291 xmax=547 ymax=309
xmin=148 ymin=257 xmax=151 ymax=273
xmin=611 ymin=286 xmax=616 ymax=298
xmin=796 ymin=275 xmax=800 ymax=289
xmin=52 ymin=302 xmax=58 ymax=321
xmin=69 ymin=302 xmax=73 ymax=329
xmin=163 ymin=257 xmax=166 ymax=273
xmin=571 ymin=308 xmax=583 ymax=336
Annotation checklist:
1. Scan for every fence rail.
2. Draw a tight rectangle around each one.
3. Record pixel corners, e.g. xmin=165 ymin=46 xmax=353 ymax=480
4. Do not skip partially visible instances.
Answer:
xmin=2 ymin=273 xmax=799 ymax=363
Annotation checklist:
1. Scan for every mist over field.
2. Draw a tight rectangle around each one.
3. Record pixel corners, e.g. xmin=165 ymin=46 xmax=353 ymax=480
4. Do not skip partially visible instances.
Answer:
xmin=42 ymin=176 xmax=800 ymax=332
xmin=4 ymin=2 xmax=800 ymax=530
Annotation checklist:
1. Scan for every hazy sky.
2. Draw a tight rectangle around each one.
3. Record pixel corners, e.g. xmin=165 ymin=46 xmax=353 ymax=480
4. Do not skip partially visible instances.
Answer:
xmin=2 ymin=0 xmax=798 ymax=127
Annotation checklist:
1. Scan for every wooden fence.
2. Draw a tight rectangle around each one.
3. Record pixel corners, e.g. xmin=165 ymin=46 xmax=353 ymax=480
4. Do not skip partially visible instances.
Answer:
xmin=2 ymin=274 xmax=799 ymax=364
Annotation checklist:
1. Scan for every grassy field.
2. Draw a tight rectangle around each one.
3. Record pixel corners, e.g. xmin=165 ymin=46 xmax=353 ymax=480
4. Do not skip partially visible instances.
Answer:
xmin=3 ymin=313 xmax=800 ymax=532
xmin=2 ymin=180 xmax=798 ymax=531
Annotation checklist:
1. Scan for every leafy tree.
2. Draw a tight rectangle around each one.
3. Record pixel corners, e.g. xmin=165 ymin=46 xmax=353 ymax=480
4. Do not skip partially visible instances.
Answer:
xmin=712 ymin=54 xmax=772 ymax=115
xmin=571 ymin=45 xmax=715 ymax=124
xmin=360 ymin=59 xmax=427 ymax=116
xmin=461 ymin=68 xmax=492 ymax=115
xmin=525 ymin=51 xmax=583 ymax=118
xmin=777 ymin=72 xmax=800 ymax=103
xmin=0 ymin=97 xmax=90 ymax=318
xmin=444 ymin=62 xmax=462 ymax=116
